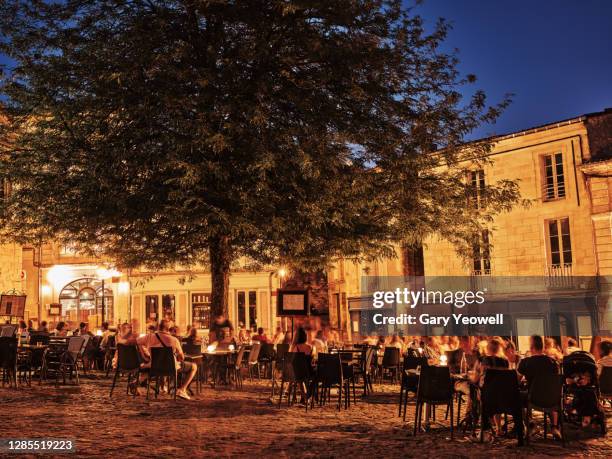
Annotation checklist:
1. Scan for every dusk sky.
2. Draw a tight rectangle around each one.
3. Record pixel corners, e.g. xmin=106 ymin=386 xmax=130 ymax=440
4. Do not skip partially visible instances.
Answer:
xmin=416 ymin=0 xmax=612 ymax=138
xmin=1 ymin=1 xmax=610 ymax=140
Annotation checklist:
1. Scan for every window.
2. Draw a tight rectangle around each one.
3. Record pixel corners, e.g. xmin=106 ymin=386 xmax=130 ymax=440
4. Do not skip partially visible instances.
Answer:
xmin=237 ymin=290 xmax=258 ymax=330
xmin=161 ymin=294 xmax=175 ymax=322
xmin=192 ymin=293 xmax=211 ymax=330
xmin=543 ymin=153 xmax=565 ymax=200
xmin=468 ymin=170 xmax=485 ymax=208
xmin=547 ymin=218 xmax=572 ymax=267
xmin=145 ymin=295 xmax=159 ymax=321
xmin=472 ymin=229 xmax=491 ymax=275
xmin=516 ymin=317 xmax=546 ymax=352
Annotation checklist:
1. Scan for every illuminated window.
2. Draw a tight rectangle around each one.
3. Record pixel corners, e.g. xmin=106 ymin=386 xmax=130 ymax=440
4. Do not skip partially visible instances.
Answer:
xmin=547 ymin=218 xmax=572 ymax=267
xmin=543 ymin=153 xmax=565 ymax=200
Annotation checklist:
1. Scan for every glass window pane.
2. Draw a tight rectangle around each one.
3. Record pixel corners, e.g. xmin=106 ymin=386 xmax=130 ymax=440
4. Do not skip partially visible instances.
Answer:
xmin=162 ymin=294 xmax=175 ymax=322
xmin=237 ymin=292 xmax=246 ymax=328
xmin=516 ymin=317 xmax=545 ymax=352
xmin=248 ymin=291 xmax=257 ymax=329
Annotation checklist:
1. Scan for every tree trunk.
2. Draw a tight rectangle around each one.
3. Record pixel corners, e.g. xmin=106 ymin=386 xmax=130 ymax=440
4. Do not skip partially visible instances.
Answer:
xmin=209 ymin=236 xmax=231 ymax=319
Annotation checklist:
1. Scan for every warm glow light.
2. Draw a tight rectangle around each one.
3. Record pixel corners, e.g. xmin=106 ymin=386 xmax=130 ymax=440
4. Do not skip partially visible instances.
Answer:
xmin=96 ymin=266 xmax=122 ymax=279
xmin=118 ymin=281 xmax=130 ymax=294
xmin=440 ymin=355 xmax=448 ymax=366
xmin=229 ymin=344 xmax=235 ymax=351
xmin=418 ymin=347 xmax=423 ymax=354
xmin=207 ymin=345 xmax=216 ymax=352
xmin=95 ymin=329 xmax=103 ymax=336
xmin=47 ymin=265 xmax=74 ymax=290
xmin=139 ymin=334 xmax=146 ymax=338
xmin=278 ymin=268 xmax=287 ymax=278
xmin=41 ymin=285 xmax=52 ymax=297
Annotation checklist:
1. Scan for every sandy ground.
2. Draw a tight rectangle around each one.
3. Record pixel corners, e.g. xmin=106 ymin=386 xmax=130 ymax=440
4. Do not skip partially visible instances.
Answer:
xmin=0 ymin=372 xmax=610 ymax=458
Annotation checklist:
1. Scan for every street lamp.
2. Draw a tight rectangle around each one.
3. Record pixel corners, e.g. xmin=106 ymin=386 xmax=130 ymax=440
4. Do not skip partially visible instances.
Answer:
xmin=96 ymin=266 xmax=121 ymax=324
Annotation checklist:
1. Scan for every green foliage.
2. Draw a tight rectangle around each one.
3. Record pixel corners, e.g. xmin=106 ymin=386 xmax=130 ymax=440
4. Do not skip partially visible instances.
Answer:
xmin=0 ymin=0 xmax=519 ymax=275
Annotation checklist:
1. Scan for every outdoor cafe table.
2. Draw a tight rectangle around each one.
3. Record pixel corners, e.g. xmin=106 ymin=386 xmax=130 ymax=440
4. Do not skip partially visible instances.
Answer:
xmin=201 ymin=349 xmax=238 ymax=387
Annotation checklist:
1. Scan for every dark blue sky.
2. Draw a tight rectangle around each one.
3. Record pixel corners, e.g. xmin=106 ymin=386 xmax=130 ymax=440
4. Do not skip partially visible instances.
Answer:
xmin=1 ymin=1 xmax=610 ymax=140
xmin=415 ymin=0 xmax=612 ymax=138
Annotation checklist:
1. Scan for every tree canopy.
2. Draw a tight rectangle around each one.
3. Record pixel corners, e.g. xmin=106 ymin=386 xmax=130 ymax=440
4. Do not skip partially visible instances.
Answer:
xmin=0 ymin=0 xmax=520 ymax=315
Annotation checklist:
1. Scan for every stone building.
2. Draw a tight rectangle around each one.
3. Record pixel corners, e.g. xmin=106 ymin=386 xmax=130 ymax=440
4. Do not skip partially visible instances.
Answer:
xmin=2 ymin=109 xmax=612 ymax=346
xmin=330 ymin=108 xmax=612 ymax=349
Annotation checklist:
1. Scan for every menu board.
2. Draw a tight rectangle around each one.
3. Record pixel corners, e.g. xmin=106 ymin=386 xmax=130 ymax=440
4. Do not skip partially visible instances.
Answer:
xmin=0 ymin=294 xmax=26 ymax=318
xmin=277 ymin=290 xmax=309 ymax=316
xmin=192 ymin=292 xmax=211 ymax=329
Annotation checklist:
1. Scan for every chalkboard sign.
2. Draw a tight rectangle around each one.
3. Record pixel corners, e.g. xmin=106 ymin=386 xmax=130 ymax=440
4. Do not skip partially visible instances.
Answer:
xmin=277 ymin=289 xmax=309 ymax=317
xmin=0 ymin=294 xmax=26 ymax=318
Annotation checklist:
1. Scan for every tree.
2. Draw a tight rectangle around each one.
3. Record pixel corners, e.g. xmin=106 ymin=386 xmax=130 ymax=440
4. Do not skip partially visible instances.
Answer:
xmin=0 ymin=0 xmax=520 ymax=318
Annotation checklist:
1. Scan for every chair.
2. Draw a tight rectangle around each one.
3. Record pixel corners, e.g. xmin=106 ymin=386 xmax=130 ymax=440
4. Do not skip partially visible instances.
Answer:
xmin=258 ymin=342 xmax=275 ymax=378
xmin=182 ymin=343 xmax=203 ymax=393
xmin=110 ymin=344 xmax=142 ymax=398
xmin=0 ymin=336 xmax=18 ymax=387
xmin=0 ymin=325 xmax=17 ymax=337
xmin=379 ymin=347 xmax=401 ymax=383
xmin=278 ymin=352 xmax=313 ymax=411
xmin=480 ymin=369 xmax=524 ymax=445
xmin=271 ymin=343 xmax=290 ymax=398
xmin=227 ymin=346 xmax=247 ymax=389
xmin=29 ymin=333 xmax=50 ymax=346
xmin=58 ymin=336 xmax=87 ymax=385
xmin=147 ymin=347 xmax=178 ymax=400
xmin=399 ymin=355 xmax=427 ymax=420
xmin=413 ymin=365 xmax=454 ymax=439
xmin=599 ymin=366 xmax=612 ymax=407
xmin=527 ymin=373 xmax=565 ymax=446
xmin=104 ymin=335 xmax=117 ymax=376
xmin=316 ymin=353 xmax=351 ymax=410
xmin=247 ymin=341 xmax=262 ymax=381
xmin=353 ymin=347 xmax=375 ymax=396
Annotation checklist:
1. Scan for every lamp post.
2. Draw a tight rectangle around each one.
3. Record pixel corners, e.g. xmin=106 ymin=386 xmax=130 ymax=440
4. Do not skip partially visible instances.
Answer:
xmin=96 ymin=266 xmax=121 ymax=325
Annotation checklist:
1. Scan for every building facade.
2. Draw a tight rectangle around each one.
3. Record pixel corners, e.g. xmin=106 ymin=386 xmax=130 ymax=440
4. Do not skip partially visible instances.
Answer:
xmin=333 ymin=109 xmax=612 ymax=348
xmin=2 ymin=109 xmax=612 ymax=345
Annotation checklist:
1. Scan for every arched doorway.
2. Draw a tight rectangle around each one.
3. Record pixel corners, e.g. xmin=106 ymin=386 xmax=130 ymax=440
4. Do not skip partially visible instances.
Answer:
xmin=58 ymin=278 xmax=113 ymax=328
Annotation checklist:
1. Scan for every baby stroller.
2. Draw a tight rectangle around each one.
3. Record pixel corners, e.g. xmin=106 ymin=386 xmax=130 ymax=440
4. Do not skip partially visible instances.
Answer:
xmin=562 ymin=351 xmax=606 ymax=434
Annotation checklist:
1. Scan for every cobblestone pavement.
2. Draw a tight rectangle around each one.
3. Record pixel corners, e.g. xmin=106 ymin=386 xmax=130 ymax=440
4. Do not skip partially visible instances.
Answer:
xmin=0 ymin=374 xmax=610 ymax=458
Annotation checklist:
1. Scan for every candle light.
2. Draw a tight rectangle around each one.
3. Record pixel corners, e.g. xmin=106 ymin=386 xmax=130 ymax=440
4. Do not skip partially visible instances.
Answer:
xmin=95 ymin=329 xmax=103 ymax=336
xmin=207 ymin=344 xmax=216 ymax=352
xmin=229 ymin=344 xmax=235 ymax=351
xmin=440 ymin=354 xmax=448 ymax=366
xmin=418 ymin=347 xmax=423 ymax=354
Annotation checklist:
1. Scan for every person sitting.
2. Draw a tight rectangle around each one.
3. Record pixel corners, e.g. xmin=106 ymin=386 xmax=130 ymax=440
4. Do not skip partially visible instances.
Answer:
xmin=236 ymin=323 xmax=249 ymax=344
xmin=311 ymin=329 xmax=328 ymax=355
xmin=423 ymin=336 xmax=441 ymax=363
xmin=136 ymin=319 xmax=197 ymax=400
xmin=252 ymin=327 xmax=270 ymax=343
xmin=100 ymin=322 xmax=113 ymax=348
xmin=38 ymin=321 xmax=49 ymax=334
xmin=518 ymin=335 xmax=561 ymax=439
xmin=291 ymin=327 xmax=313 ymax=356
xmin=209 ymin=314 xmax=234 ymax=344
xmin=565 ymin=337 xmax=581 ymax=356
xmin=184 ymin=327 xmax=200 ymax=346
xmin=504 ymin=339 xmax=520 ymax=370
xmin=544 ymin=337 xmax=563 ymax=362
xmin=272 ymin=326 xmax=285 ymax=345
xmin=75 ymin=322 xmax=93 ymax=337
xmin=597 ymin=340 xmax=612 ymax=376
xmin=388 ymin=334 xmax=403 ymax=351
xmin=54 ymin=321 xmax=68 ymax=337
